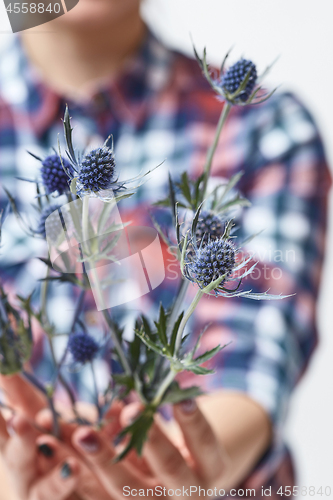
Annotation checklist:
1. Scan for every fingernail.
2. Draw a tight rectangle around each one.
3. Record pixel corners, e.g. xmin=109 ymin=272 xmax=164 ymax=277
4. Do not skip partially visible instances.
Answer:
xmin=60 ymin=462 xmax=72 ymax=479
xmin=179 ymin=399 xmax=197 ymax=414
xmin=38 ymin=443 xmax=54 ymax=458
xmin=77 ymin=431 xmax=100 ymax=453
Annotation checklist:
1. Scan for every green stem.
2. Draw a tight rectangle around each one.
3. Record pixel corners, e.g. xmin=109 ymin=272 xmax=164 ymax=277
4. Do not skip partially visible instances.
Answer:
xmin=201 ymin=103 xmax=231 ymax=201
xmin=90 ymin=361 xmax=102 ymax=422
xmin=166 ymin=278 xmax=189 ymax=339
xmin=101 ymin=309 xmax=132 ymax=377
xmin=80 ymin=196 xmax=135 ymax=382
xmin=151 ymin=289 xmax=204 ymax=408
xmin=174 ymin=289 xmax=203 ymax=355
xmin=151 ymin=369 xmax=176 ymax=408
xmin=40 ymin=268 xmax=80 ymax=418
xmin=82 ymin=195 xmax=91 ymax=255
xmin=164 ymin=106 xmax=231 ymax=344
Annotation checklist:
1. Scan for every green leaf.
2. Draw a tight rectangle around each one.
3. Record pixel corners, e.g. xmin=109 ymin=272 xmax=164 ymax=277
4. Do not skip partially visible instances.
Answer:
xmin=222 ymin=219 xmax=234 ymax=241
xmin=179 ymin=172 xmax=192 ymax=206
xmin=169 ymin=311 xmax=184 ymax=356
xmin=216 ymin=195 xmax=251 ymax=214
xmin=218 ymin=171 xmax=244 ymax=204
xmin=185 ymin=365 xmax=215 ymax=375
xmin=27 ymin=150 xmax=42 ymax=162
xmin=191 ymin=202 xmax=204 ymax=239
xmin=194 ymin=173 xmax=205 ymax=208
xmin=192 ymin=344 xmax=226 ymax=364
xmin=38 ymin=275 xmax=80 ymax=286
xmin=149 ymin=211 xmax=172 ymax=248
xmin=112 ymin=374 xmax=135 ymax=392
xmin=115 ymin=410 xmax=155 ymax=462
xmin=175 ymin=202 xmax=181 ymax=246
xmin=180 ymin=232 xmax=188 ymax=275
xmin=38 ymin=256 xmax=54 ymax=269
xmin=135 ymin=328 xmax=164 ymax=356
xmin=168 ymin=173 xmax=177 ymax=225
xmin=141 ymin=315 xmax=153 ymax=339
xmin=128 ymin=332 xmax=141 ymax=372
xmin=162 ymin=381 xmax=203 ymax=404
xmin=202 ymin=272 xmax=228 ymax=294
xmin=152 ymin=198 xmax=171 ymax=208
xmin=192 ymin=42 xmax=204 ymax=70
xmin=154 ymin=304 xmax=168 ymax=347
xmin=188 ymin=323 xmax=210 ymax=359
xmin=63 ymin=105 xmax=78 ymax=167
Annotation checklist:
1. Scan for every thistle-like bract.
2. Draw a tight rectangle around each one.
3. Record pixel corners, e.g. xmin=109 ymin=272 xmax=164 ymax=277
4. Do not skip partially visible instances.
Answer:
xmin=68 ymin=332 xmax=99 ymax=364
xmin=41 ymin=154 xmax=72 ymax=195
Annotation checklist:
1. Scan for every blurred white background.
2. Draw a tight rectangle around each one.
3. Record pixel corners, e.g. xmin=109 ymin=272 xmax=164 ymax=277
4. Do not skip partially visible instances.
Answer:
xmin=0 ymin=0 xmax=332 ymax=489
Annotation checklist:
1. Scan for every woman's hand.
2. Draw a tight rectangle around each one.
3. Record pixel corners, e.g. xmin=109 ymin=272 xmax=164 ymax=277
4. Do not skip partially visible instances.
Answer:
xmin=0 ymin=411 xmax=80 ymax=500
xmin=0 ymin=373 xmax=151 ymax=500
xmin=70 ymin=400 xmax=229 ymax=500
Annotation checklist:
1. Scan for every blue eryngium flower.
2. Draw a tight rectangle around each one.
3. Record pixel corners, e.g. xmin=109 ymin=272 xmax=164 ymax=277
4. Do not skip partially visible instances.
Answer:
xmin=35 ymin=204 xmax=62 ymax=240
xmin=193 ymin=46 xmax=277 ymax=106
xmin=221 ymin=59 xmax=257 ymax=103
xmin=41 ymin=154 xmax=72 ymax=195
xmin=185 ymin=237 xmax=236 ymax=289
xmin=68 ymin=332 xmax=99 ymax=364
xmin=78 ymin=146 xmax=116 ymax=193
xmin=195 ymin=210 xmax=225 ymax=246
xmin=182 ymin=216 xmax=292 ymax=300
xmin=62 ymin=106 xmax=161 ymax=200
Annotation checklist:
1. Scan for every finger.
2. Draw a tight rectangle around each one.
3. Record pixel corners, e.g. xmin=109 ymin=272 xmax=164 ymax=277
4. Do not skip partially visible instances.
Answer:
xmin=72 ymin=426 xmax=152 ymax=500
xmin=0 ymin=410 xmax=9 ymax=451
xmin=36 ymin=435 xmax=71 ymax=475
xmin=143 ymin=418 xmax=198 ymax=493
xmin=173 ymin=399 xmax=227 ymax=483
xmin=36 ymin=434 xmax=113 ymax=500
xmin=36 ymin=402 xmax=123 ymax=446
xmin=29 ymin=458 xmax=79 ymax=500
xmin=3 ymin=414 xmax=41 ymax=498
xmin=0 ymin=373 xmax=46 ymax=418
xmin=118 ymin=403 xmax=154 ymax=477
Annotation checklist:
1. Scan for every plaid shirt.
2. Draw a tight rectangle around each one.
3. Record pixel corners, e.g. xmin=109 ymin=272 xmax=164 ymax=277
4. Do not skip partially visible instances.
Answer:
xmin=0 ymin=30 xmax=331 ymax=496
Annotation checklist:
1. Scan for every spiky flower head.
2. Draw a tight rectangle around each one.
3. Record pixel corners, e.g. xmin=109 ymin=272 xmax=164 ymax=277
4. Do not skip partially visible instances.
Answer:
xmin=68 ymin=332 xmax=99 ymax=364
xmin=78 ymin=146 xmax=116 ymax=193
xmin=185 ymin=237 xmax=236 ymax=290
xmin=193 ymin=47 xmax=277 ymax=106
xmin=62 ymin=106 xmax=159 ymax=201
xmin=35 ymin=204 xmax=62 ymax=240
xmin=40 ymin=154 xmax=72 ymax=195
xmin=221 ymin=59 xmax=257 ymax=103
xmin=195 ymin=211 xmax=225 ymax=246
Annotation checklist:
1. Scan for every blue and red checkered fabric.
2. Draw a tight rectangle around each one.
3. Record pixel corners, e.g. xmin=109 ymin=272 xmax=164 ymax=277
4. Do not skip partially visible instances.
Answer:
xmin=0 ymin=30 xmax=331 ymax=493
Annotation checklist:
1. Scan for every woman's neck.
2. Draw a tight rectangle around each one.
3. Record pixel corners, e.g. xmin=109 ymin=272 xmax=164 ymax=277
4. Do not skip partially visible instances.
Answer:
xmin=21 ymin=13 xmax=146 ymax=101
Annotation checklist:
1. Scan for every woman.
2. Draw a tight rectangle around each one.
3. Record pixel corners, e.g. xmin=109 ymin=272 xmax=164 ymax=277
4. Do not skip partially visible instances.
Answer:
xmin=0 ymin=0 xmax=330 ymax=498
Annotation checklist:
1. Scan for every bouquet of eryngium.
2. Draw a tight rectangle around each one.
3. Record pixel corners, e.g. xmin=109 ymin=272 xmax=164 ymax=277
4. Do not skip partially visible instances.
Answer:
xmin=0 ymin=48 xmax=285 ymax=460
